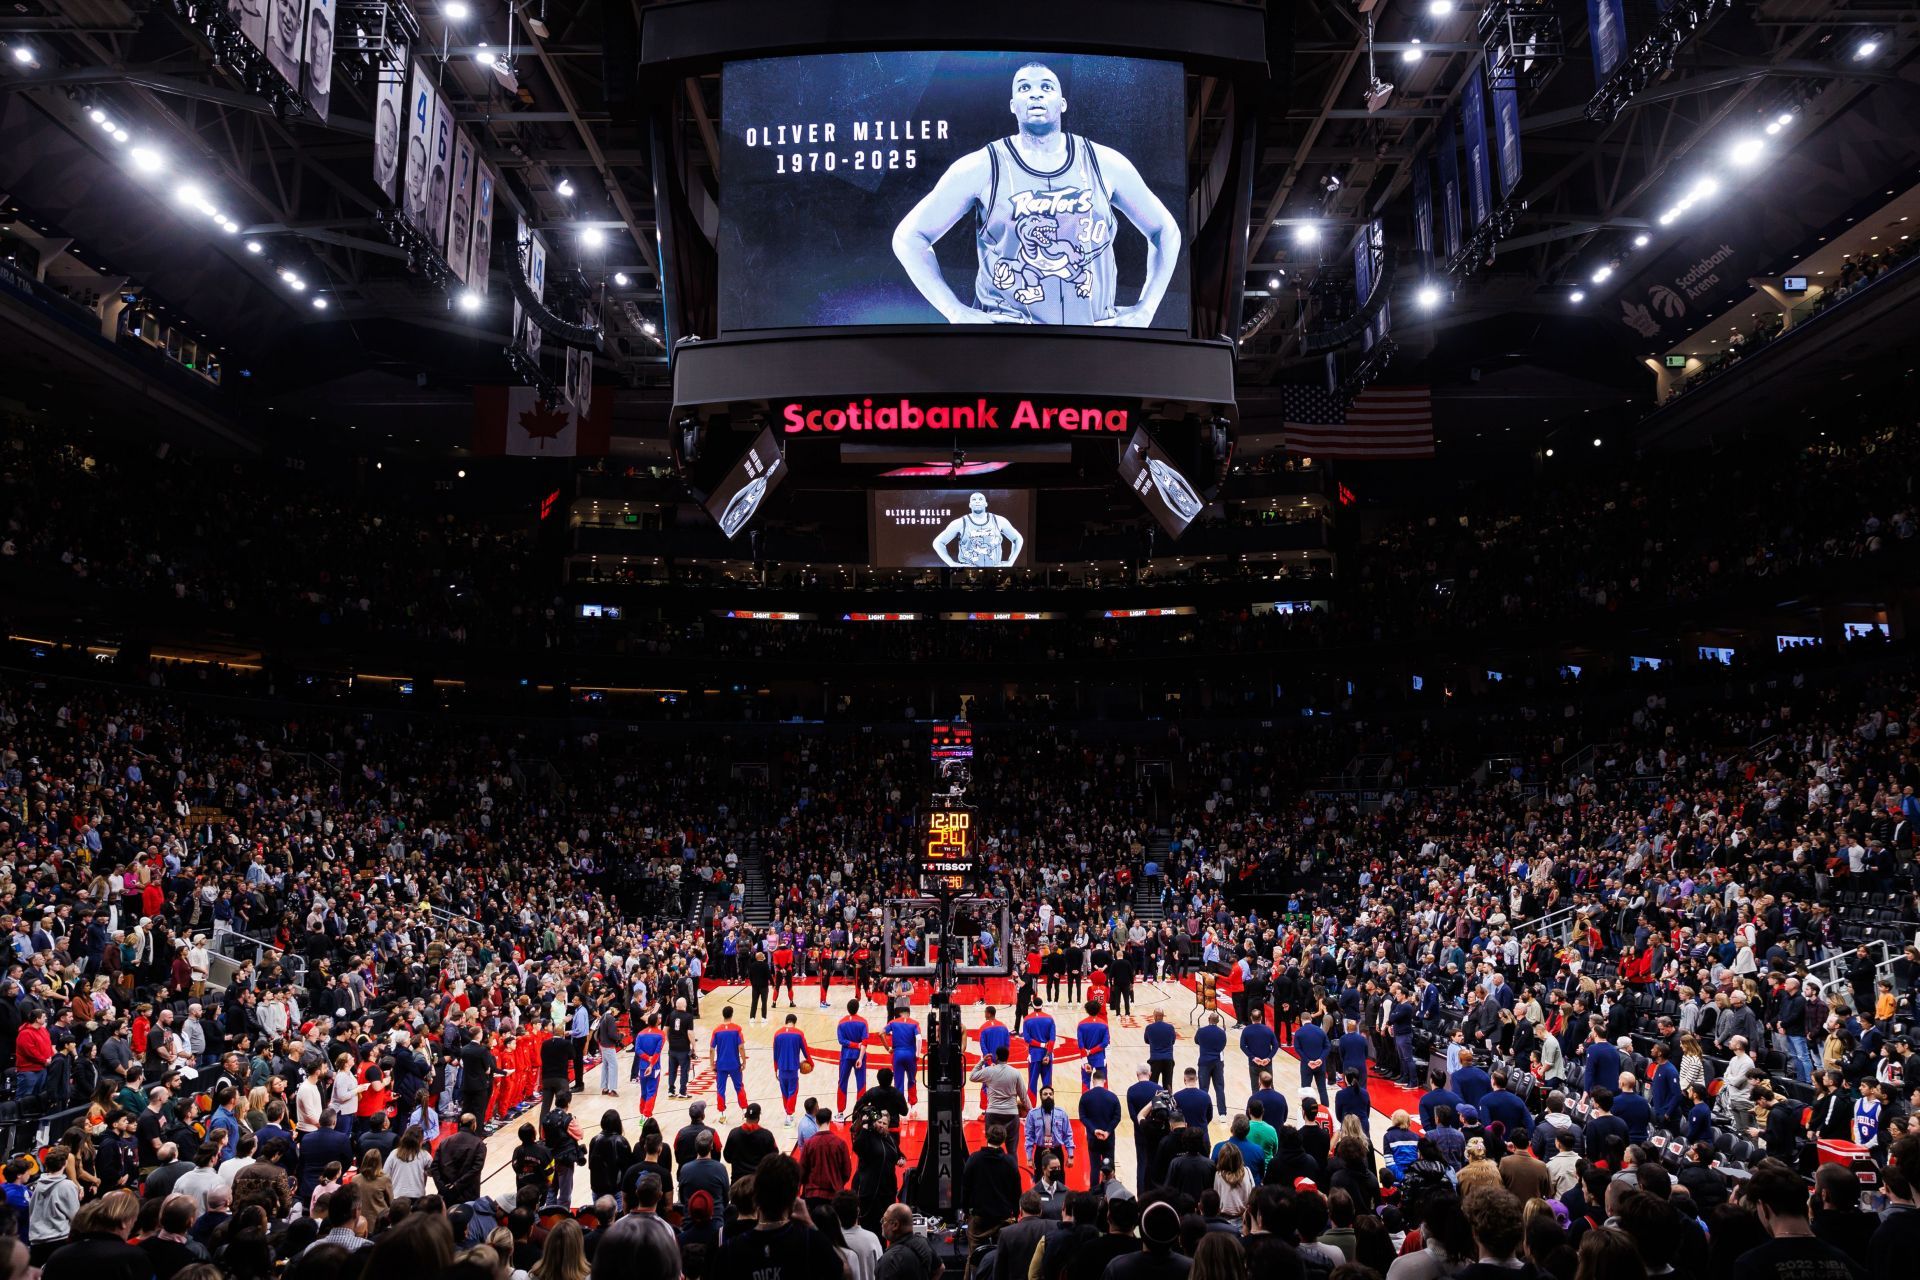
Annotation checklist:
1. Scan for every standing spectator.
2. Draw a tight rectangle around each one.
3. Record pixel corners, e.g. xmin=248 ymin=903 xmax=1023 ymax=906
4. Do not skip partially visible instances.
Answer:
xmin=712 ymin=1154 xmax=840 ymax=1280
xmin=1735 ymin=1159 xmax=1866 ymax=1280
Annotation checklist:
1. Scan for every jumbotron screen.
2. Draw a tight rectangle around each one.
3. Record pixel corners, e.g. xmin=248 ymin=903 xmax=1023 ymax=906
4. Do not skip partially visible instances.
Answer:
xmin=869 ymin=489 xmax=1035 ymax=569
xmin=718 ymin=51 xmax=1189 ymax=331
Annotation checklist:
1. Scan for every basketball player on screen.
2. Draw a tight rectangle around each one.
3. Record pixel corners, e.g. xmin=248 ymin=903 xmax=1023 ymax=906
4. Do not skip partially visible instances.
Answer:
xmin=891 ymin=61 xmax=1182 ymax=326
xmin=932 ymin=493 xmax=1024 ymax=569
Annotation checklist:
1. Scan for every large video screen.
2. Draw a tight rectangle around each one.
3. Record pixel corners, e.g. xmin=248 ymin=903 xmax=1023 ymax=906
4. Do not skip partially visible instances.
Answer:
xmin=1117 ymin=427 xmax=1204 ymax=538
xmin=870 ymin=489 xmax=1035 ymax=569
xmin=720 ymin=51 xmax=1188 ymax=332
xmin=703 ymin=427 xmax=788 ymax=538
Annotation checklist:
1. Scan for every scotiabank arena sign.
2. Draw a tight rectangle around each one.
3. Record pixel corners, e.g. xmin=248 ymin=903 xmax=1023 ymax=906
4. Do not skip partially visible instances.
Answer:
xmin=781 ymin=397 xmax=1131 ymax=434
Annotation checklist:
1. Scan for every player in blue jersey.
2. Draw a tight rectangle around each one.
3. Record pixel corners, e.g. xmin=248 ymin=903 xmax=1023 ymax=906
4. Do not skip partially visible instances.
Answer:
xmin=1077 ymin=998 xmax=1111 ymax=1091
xmin=885 ymin=1007 xmax=922 ymax=1107
xmin=771 ymin=1013 xmax=808 ymax=1126
xmin=709 ymin=1005 xmax=748 ymax=1120
xmin=632 ymin=1012 xmax=665 ymax=1119
xmin=978 ymin=1005 xmax=1011 ymax=1110
xmin=836 ymin=998 xmax=870 ymax=1118
xmin=892 ymin=62 xmax=1182 ymax=327
xmin=1022 ymin=1003 xmax=1057 ymax=1105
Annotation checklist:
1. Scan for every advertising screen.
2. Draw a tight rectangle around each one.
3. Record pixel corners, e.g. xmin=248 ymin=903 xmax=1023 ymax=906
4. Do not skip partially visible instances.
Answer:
xmin=719 ymin=51 xmax=1188 ymax=331
xmin=870 ymin=489 xmax=1034 ymax=569
xmin=702 ymin=427 xmax=788 ymax=538
xmin=1117 ymin=427 xmax=1204 ymax=537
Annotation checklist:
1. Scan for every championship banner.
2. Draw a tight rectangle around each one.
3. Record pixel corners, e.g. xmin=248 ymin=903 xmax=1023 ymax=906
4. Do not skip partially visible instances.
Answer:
xmin=302 ymin=0 xmax=334 ymax=122
xmin=1588 ymin=0 xmax=1629 ymax=86
xmin=472 ymin=384 xmax=613 ymax=457
xmin=1460 ymin=70 xmax=1493 ymax=230
xmin=372 ymin=38 xmax=408 ymax=201
xmin=1411 ymin=154 xmax=1435 ymax=262
xmin=1435 ymin=116 xmax=1464 ymax=261
xmin=1492 ymin=72 xmax=1523 ymax=201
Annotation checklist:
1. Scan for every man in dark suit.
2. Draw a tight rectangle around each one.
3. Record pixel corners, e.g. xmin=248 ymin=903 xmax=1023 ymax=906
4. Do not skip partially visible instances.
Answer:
xmin=1420 ymin=1070 xmax=1463 ymax=1133
xmin=1079 ymin=1068 xmax=1121 ymax=1185
xmin=1583 ymin=1030 xmax=1623 ymax=1097
xmin=296 ymin=1109 xmax=353 ymax=1203
xmin=434 ymin=1113 xmax=488 ymax=1203
xmin=1336 ymin=1019 xmax=1372 ymax=1085
xmin=1295 ymin=1018 xmax=1331 ymax=1104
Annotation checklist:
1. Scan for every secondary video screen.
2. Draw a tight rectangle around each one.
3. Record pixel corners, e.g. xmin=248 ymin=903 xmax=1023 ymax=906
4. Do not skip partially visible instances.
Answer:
xmin=719 ymin=51 xmax=1189 ymax=331
xmin=702 ymin=427 xmax=788 ymax=539
xmin=1117 ymin=426 xmax=1205 ymax=537
xmin=870 ymin=489 xmax=1035 ymax=569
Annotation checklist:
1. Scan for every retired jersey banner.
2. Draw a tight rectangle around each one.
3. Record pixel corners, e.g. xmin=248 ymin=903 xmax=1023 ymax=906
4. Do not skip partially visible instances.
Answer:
xmin=372 ymin=38 xmax=407 ymax=201
xmin=472 ymin=384 xmax=612 ymax=457
xmin=1411 ymin=153 xmax=1435 ymax=262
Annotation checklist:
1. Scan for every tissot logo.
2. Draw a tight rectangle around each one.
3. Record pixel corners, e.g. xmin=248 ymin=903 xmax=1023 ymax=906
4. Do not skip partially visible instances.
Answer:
xmin=781 ymin=399 xmax=1130 ymax=433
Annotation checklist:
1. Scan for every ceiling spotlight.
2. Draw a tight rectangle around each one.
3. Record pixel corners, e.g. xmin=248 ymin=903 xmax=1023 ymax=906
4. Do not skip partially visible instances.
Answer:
xmin=1764 ymin=121 xmax=1783 ymax=136
xmin=1590 ymin=265 xmax=1614 ymax=284
xmin=1855 ymin=39 xmax=1879 ymax=61
xmin=1632 ymin=233 xmax=1650 ymax=247
xmin=1427 ymin=0 xmax=1455 ymax=15
xmin=490 ymin=53 xmax=519 ymax=93
xmin=1293 ymin=222 xmax=1320 ymax=246
xmin=174 ymin=182 xmax=205 ymax=208
xmin=473 ymin=42 xmax=493 ymax=67
xmin=457 ymin=469 xmax=467 ymax=479
xmin=95 ymin=115 xmax=116 ymax=132
xmin=1569 ymin=290 xmax=1586 ymax=303
xmin=1728 ymin=136 xmax=1765 ymax=166
xmin=1658 ymin=209 xmax=1679 ymax=225
xmin=458 ymin=290 xmax=482 ymax=313
xmin=88 ymin=108 xmax=107 ymax=124
xmin=130 ymin=146 xmax=164 ymax=174
xmin=442 ymin=1 xmax=470 ymax=19
xmin=641 ymin=320 xmax=657 ymax=335
xmin=111 ymin=129 xmax=129 ymax=144
xmin=245 ymin=240 xmax=262 ymax=254
xmin=612 ymin=271 xmax=630 ymax=286
xmin=1402 ymin=40 xmax=1425 ymax=64
xmin=10 ymin=45 xmax=35 ymax=66
xmin=1685 ymin=175 xmax=1720 ymax=202
xmin=1266 ymin=275 xmax=1280 ymax=289
xmin=220 ymin=219 xmax=240 ymax=235
xmin=312 ymin=296 xmax=329 ymax=310
xmin=1592 ymin=437 xmax=1602 ymax=447
xmin=1776 ymin=111 xmax=1794 ymax=126
xmin=556 ymin=177 xmax=575 ymax=198
xmin=580 ymin=225 xmax=607 ymax=248
xmin=286 ymin=275 xmax=306 ymax=291
xmin=1415 ymin=283 xmax=1442 ymax=310
xmin=1545 ymin=448 xmax=1554 ymax=457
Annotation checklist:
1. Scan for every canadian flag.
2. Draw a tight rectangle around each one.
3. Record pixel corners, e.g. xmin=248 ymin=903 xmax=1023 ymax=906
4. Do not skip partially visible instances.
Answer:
xmin=472 ymin=384 xmax=611 ymax=456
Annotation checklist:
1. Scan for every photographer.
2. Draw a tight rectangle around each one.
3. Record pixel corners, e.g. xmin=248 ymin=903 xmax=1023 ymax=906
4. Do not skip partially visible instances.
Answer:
xmin=850 ymin=1104 xmax=907 ymax=1236
xmin=539 ymin=1087 xmax=586 ymax=1208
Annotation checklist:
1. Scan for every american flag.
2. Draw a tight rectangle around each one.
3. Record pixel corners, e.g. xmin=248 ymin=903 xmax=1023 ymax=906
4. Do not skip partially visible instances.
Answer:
xmin=1280 ymin=385 xmax=1435 ymax=459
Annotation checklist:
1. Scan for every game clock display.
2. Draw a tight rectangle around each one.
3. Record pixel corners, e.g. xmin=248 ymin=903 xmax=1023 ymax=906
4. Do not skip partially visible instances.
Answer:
xmin=920 ymin=809 xmax=977 ymax=893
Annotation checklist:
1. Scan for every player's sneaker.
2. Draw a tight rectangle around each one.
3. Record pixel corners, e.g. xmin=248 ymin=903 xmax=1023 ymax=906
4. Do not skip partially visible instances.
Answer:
xmin=784 ymin=1115 xmax=793 ymax=1127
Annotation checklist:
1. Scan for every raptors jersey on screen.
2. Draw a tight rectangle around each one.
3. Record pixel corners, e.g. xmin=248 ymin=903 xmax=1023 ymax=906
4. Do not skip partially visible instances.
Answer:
xmin=893 ymin=62 xmax=1182 ymax=328
xmin=976 ymin=135 xmax=1116 ymax=322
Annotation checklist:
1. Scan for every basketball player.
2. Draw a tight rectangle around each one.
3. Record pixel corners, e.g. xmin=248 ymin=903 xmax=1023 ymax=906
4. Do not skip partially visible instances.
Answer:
xmin=631 ymin=1012 xmax=664 ymax=1118
xmin=978 ymin=1006 xmax=1011 ymax=1111
xmin=1022 ymin=1001 xmax=1057 ymax=1106
xmin=932 ymin=492 xmax=1024 ymax=569
xmin=835 ymin=998 xmax=870 ymax=1119
xmin=891 ymin=61 xmax=1182 ymax=326
xmin=710 ymin=1006 xmax=748 ymax=1120
xmin=885 ymin=1006 xmax=921 ymax=1107
xmin=771 ymin=1014 xmax=808 ymax=1125
xmin=1077 ymin=999 xmax=1111 ymax=1091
